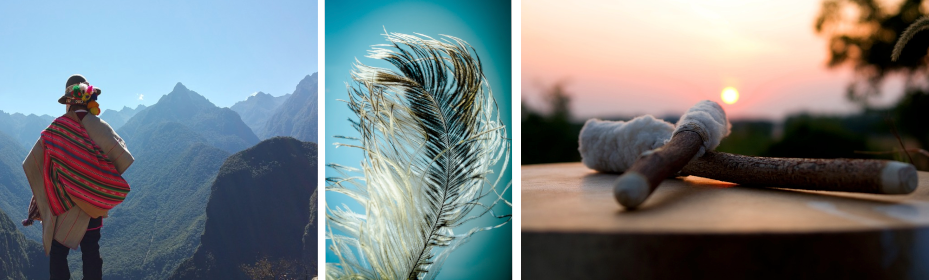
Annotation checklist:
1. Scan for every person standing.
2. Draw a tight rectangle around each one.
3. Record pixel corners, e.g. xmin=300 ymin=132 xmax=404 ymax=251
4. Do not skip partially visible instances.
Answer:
xmin=21 ymin=74 xmax=134 ymax=280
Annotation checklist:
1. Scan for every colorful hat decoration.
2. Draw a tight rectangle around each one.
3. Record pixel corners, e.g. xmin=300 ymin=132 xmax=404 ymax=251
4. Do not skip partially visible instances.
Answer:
xmin=58 ymin=74 xmax=102 ymax=116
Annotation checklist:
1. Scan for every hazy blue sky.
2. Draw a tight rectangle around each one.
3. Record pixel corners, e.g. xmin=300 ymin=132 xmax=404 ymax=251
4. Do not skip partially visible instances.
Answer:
xmin=0 ymin=1 xmax=317 ymax=117
xmin=325 ymin=1 xmax=512 ymax=279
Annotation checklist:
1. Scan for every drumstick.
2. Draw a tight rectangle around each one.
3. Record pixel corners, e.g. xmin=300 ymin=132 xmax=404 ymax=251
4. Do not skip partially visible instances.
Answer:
xmin=681 ymin=151 xmax=917 ymax=194
xmin=579 ymin=100 xmax=918 ymax=209
xmin=611 ymin=100 xmax=729 ymax=208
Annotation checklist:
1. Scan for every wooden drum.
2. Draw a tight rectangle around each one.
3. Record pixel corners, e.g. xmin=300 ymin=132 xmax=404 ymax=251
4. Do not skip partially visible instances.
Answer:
xmin=522 ymin=162 xmax=929 ymax=279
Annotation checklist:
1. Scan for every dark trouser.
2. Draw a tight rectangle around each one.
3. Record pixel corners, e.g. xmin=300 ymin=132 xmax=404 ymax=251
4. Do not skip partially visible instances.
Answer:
xmin=50 ymin=217 xmax=103 ymax=280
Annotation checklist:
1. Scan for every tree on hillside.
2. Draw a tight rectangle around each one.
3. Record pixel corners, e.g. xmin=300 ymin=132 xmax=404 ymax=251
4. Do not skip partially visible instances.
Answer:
xmin=816 ymin=0 xmax=929 ymax=149
xmin=522 ymin=82 xmax=583 ymax=164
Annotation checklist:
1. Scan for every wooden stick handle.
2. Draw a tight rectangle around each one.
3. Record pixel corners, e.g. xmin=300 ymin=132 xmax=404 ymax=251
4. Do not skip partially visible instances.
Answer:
xmin=613 ymin=131 xmax=703 ymax=208
xmin=681 ymin=151 xmax=918 ymax=194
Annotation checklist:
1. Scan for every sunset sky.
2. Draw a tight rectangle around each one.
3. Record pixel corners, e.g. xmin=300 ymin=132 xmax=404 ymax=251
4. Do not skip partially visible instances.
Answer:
xmin=522 ymin=0 xmax=911 ymax=121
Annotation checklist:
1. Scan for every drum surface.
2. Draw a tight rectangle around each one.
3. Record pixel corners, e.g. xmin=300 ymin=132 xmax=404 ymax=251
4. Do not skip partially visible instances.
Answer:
xmin=522 ymin=162 xmax=929 ymax=279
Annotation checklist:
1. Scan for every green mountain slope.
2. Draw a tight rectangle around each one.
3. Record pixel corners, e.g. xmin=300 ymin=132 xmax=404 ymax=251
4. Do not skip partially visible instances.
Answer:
xmin=75 ymin=84 xmax=251 ymax=279
xmin=0 ymin=130 xmax=40 ymax=241
xmin=169 ymin=137 xmax=318 ymax=280
xmin=0 ymin=208 xmax=47 ymax=279
xmin=83 ymin=121 xmax=230 ymax=280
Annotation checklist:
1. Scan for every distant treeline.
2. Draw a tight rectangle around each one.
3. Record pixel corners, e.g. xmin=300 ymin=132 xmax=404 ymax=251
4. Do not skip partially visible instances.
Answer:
xmin=521 ymin=85 xmax=929 ymax=170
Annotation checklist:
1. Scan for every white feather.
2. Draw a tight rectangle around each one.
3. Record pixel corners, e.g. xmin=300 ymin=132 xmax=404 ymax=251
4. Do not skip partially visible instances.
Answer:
xmin=326 ymin=31 xmax=511 ymax=280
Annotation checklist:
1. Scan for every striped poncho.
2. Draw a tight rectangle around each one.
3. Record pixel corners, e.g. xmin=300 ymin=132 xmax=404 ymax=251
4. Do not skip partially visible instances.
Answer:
xmin=41 ymin=116 xmax=130 ymax=217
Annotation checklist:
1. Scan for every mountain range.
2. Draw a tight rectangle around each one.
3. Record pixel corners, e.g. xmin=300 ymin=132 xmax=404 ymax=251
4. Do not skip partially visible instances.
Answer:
xmin=93 ymin=82 xmax=260 ymax=280
xmin=169 ymin=137 xmax=318 ymax=279
xmin=257 ymin=73 xmax=318 ymax=142
xmin=230 ymin=91 xmax=291 ymax=135
xmin=0 ymin=111 xmax=54 ymax=150
xmin=100 ymin=105 xmax=148 ymax=130
xmin=119 ymin=82 xmax=260 ymax=154
xmin=0 ymin=74 xmax=318 ymax=279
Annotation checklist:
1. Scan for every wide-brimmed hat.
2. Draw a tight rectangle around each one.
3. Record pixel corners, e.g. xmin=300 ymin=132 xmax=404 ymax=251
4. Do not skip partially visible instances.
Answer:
xmin=58 ymin=74 xmax=101 ymax=105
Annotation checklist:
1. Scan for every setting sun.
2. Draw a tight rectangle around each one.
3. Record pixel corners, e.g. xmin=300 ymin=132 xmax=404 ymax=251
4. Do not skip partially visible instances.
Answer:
xmin=721 ymin=87 xmax=739 ymax=105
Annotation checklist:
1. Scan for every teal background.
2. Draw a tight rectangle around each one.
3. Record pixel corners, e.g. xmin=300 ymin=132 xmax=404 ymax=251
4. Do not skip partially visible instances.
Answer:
xmin=325 ymin=1 xmax=512 ymax=279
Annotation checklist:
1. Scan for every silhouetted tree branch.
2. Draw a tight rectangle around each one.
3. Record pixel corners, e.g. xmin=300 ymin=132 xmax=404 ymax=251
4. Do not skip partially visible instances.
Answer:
xmin=816 ymin=0 xmax=929 ymax=151
xmin=815 ymin=0 xmax=929 ymax=105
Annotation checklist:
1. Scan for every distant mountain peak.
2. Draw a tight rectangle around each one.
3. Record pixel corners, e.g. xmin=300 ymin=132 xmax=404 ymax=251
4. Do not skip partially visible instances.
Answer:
xmin=246 ymin=91 xmax=273 ymax=101
xmin=101 ymin=104 xmax=149 ymax=130
xmin=298 ymin=73 xmax=318 ymax=88
xmin=257 ymin=73 xmax=318 ymax=142
xmin=231 ymin=90 xmax=293 ymax=135
xmin=123 ymin=104 xmax=147 ymax=112
xmin=0 ymin=110 xmax=51 ymax=119
xmin=159 ymin=82 xmax=213 ymax=109
xmin=173 ymin=82 xmax=189 ymax=92
xmin=121 ymin=82 xmax=259 ymax=154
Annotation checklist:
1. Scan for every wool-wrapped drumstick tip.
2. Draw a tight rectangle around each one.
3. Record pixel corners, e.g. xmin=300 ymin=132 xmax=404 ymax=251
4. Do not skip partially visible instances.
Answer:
xmin=611 ymin=101 xmax=728 ymax=209
xmin=614 ymin=171 xmax=650 ymax=208
xmin=882 ymin=161 xmax=918 ymax=194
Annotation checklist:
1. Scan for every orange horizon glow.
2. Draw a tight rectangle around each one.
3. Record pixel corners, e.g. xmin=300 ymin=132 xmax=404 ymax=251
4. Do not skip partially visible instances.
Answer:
xmin=522 ymin=0 xmax=909 ymax=120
